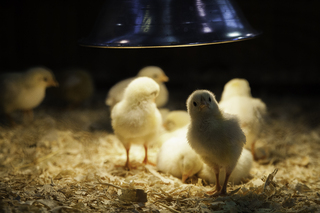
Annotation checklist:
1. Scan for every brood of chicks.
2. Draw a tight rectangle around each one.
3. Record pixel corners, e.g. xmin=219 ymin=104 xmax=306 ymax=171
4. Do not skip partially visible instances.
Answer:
xmin=1 ymin=64 xmax=265 ymax=197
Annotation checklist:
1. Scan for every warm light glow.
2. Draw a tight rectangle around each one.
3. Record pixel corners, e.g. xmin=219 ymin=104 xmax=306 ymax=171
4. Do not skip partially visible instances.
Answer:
xmin=119 ymin=40 xmax=129 ymax=44
xmin=227 ymin=32 xmax=241 ymax=37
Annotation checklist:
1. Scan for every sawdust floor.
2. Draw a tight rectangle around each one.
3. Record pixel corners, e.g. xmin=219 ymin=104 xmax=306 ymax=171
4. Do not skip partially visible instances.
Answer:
xmin=0 ymin=96 xmax=320 ymax=213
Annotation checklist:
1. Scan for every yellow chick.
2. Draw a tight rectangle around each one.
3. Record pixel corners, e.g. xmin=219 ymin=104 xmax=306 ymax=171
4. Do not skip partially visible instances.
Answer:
xmin=186 ymin=90 xmax=246 ymax=196
xmin=111 ymin=77 xmax=162 ymax=170
xmin=197 ymin=148 xmax=253 ymax=185
xmin=163 ymin=110 xmax=190 ymax=132
xmin=219 ymin=78 xmax=267 ymax=160
xmin=106 ymin=66 xmax=169 ymax=109
xmin=157 ymin=137 xmax=203 ymax=183
xmin=0 ymin=66 xmax=58 ymax=125
xmin=54 ymin=68 xmax=94 ymax=108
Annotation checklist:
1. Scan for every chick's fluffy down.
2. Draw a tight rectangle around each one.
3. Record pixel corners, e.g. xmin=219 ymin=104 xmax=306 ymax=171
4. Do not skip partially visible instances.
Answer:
xmin=157 ymin=137 xmax=203 ymax=179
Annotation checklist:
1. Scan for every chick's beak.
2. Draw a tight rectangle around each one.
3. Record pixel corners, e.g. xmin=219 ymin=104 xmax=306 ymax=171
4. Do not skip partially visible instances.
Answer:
xmin=48 ymin=80 xmax=59 ymax=87
xmin=199 ymin=96 xmax=208 ymax=110
xmin=160 ymin=74 xmax=169 ymax=82
xmin=182 ymin=172 xmax=191 ymax=183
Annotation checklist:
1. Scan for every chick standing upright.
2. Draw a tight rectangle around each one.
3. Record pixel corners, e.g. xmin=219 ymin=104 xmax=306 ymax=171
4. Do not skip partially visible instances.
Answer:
xmin=111 ymin=77 xmax=162 ymax=170
xmin=187 ymin=90 xmax=246 ymax=196
xmin=0 ymin=67 xmax=58 ymax=125
xmin=219 ymin=78 xmax=267 ymax=160
xmin=106 ymin=66 xmax=169 ymax=109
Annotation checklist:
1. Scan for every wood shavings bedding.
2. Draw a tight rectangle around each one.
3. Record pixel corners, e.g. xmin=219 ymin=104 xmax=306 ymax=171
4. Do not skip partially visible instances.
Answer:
xmin=0 ymin=99 xmax=320 ymax=212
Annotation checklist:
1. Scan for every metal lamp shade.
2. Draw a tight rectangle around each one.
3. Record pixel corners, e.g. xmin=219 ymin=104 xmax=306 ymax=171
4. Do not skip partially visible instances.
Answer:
xmin=79 ymin=0 xmax=259 ymax=48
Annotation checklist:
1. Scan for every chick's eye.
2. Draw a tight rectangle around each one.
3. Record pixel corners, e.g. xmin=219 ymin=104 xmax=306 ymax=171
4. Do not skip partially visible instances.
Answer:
xmin=151 ymin=91 xmax=157 ymax=96
xmin=43 ymin=77 xmax=48 ymax=82
xmin=193 ymin=101 xmax=197 ymax=107
xmin=208 ymin=97 xmax=211 ymax=102
xmin=153 ymin=74 xmax=158 ymax=79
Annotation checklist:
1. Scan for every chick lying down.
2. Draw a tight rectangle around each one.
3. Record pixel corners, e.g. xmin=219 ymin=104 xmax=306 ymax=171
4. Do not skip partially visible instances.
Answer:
xmin=157 ymin=136 xmax=203 ymax=183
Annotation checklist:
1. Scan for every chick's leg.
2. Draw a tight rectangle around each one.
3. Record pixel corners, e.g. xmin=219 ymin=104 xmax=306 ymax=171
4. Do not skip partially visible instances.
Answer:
xmin=219 ymin=170 xmax=232 ymax=195
xmin=207 ymin=166 xmax=221 ymax=195
xmin=124 ymin=144 xmax=131 ymax=170
xmin=143 ymin=144 xmax=156 ymax=166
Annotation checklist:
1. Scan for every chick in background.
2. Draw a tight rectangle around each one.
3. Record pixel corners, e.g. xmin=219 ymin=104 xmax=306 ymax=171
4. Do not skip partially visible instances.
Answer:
xmin=0 ymin=66 xmax=58 ymax=126
xmin=106 ymin=66 xmax=169 ymax=109
xmin=219 ymin=78 xmax=267 ymax=160
xmin=187 ymin=90 xmax=246 ymax=196
xmin=157 ymin=110 xmax=190 ymax=148
xmin=111 ymin=77 xmax=162 ymax=170
xmin=51 ymin=68 xmax=94 ymax=109
xmin=163 ymin=110 xmax=190 ymax=132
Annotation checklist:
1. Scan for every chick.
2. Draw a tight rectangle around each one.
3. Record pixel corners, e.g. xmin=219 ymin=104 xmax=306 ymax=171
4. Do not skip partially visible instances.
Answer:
xmin=186 ymin=90 xmax=246 ymax=196
xmin=219 ymin=78 xmax=267 ymax=160
xmin=53 ymin=68 xmax=94 ymax=108
xmin=157 ymin=137 xmax=203 ymax=182
xmin=163 ymin=110 xmax=190 ymax=132
xmin=111 ymin=77 xmax=162 ymax=170
xmin=198 ymin=148 xmax=253 ymax=185
xmin=106 ymin=66 xmax=169 ymax=109
xmin=0 ymin=67 xmax=58 ymax=125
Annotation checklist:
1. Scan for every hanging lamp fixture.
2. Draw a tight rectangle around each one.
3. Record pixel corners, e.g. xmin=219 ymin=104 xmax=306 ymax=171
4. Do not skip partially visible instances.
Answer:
xmin=79 ymin=0 xmax=259 ymax=48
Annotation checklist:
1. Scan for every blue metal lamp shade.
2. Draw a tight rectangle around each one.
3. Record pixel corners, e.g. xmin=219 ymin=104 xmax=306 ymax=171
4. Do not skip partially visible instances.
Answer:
xmin=79 ymin=0 xmax=259 ymax=48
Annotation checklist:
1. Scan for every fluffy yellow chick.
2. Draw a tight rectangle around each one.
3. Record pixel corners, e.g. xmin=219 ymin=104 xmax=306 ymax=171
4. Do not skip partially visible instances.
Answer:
xmin=163 ymin=110 xmax=190 ymax=132
xmin=0 ymin=67 xmax=58 ymax=125
xmin=106 ymin=66 xmax=169 ymax=109
xmin=219 ymin=78 xmax=267 ymax=160
xmin=157 ymin=137 xmax=203 ymax=183
xmin=111 ymin=77 xmax=162 ymax=170
xmin=54 ymin=68 xmax=94 ymax=108
xmin=187 ymin=90 xmax=246 ymax=196
xmin=197 ymin=148 xmax=253 ymax=185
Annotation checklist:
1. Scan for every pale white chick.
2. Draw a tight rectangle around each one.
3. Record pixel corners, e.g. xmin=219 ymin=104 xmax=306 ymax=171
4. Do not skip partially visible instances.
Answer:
xmin=106 ymin=66 xmax=169 ymax=109
xmin=219 ymin=78 xmax=267 ymax=160
xmin=157 ymin=137 xmax=203 ymax=183
xmin=198 ymin=148 xmax=253 ymax=185
xmin=187 ymin=90 xmax=246 ymax=196
xmin=111 ymin=77 xmax=162 ymax=170
xmin=0 ymin=67 xmax=58 ymax=125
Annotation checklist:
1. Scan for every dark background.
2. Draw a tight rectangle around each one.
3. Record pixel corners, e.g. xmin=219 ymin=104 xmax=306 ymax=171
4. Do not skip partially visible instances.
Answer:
xmin=1 ymin=0 xmax=319 ymax=109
